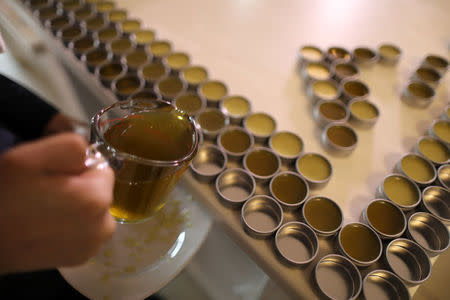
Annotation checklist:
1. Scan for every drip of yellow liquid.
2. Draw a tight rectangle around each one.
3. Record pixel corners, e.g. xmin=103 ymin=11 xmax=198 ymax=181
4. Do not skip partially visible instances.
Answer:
xmin=401 ymin=155 xmax=434 ymax=183
xmin=304 ymin=197 xmax=341 ymax=231
xmin=245 ymin=150 xmax=279 ymax=176
xmin=433 ymin=121 xmax=450 ymax=143
xmin=108 ymin=10 xmax=127 ymax=22
xmin=350 ymin=101 xmax=378 ymax=120
xmin=327 ymin=126 xmax=357 ymax=147
xmin=142 ymin=63 xmax=166 ymax=81
xmin=313 ymin=81 xmax=337 ymax=99
xmin=150 ymin=41 xmax=171 ymax=57
xmin=183 ymin=67 xmax=208 ymax=84
xmin=367 ymin=200 xmax=404 ymax=236
xmin=301 ymin=47 xmax=322 ymax=60
xmin=201 ymin=81 xmax=227 ymax=101
xmin=134 ymin=30 xmax=155 ymax=44
xmin=158 ymin=77 xmax=183 ymax=97
xmin=271 ymin=132 xmax=303 ymax=157
xmin=306 ymin=63 xmax=329 ymax=80
xmin=272 ymin=173 xmax=307 ymax=204
xmin=340 ymin=224 xmax=380 ymax=262
xmin=319 ymin=102 xmax=347 ymax=120
xmin=384 ymin=176 xmax=418 ymax=206
xmin=175 ymin=94 xmax=203 ymax=115
xmin=419 ymin=138 xmax=449 ymax=163
xmin=296 ymin=154 xmax=331 ymax=181
xmin=220 ymin=129 xmax=251 ymax=153
xmin=223 ymin=96 xmax=250 ymax=116
xmin=167 ymin=53 xmax=190 ymax=69
xmin=245 ymin=113 xmax=275 ymax=136
xmin=197 ymin=110 xmax=225 ymax=132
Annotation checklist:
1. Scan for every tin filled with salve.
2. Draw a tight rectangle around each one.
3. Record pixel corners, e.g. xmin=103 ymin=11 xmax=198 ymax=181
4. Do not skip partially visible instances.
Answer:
xmin=148 ymin=40 xmax=172 ymax=61
xmin=111 ymin=74 xmax=144 ymax=100
xmin=275 ymin=222 xmax=318 ymax=266
xmin=198 ymin=80 xmax=228 ymax=107
xmin=69 ymin=35 xmax=99 ymax=58
xmin=95 ymin=61 xmax=127 ymax=88
xmin=422 ymin=186 xmax=450 ymax=224
xmin=190 ymin=144 xmax=227 ymax=183
xmin=70 ymin=6 xmax=97 ymax=24
xmin=306 ymin=79 xmax=340 ymax=104
xmin=395 ymin=153 xmax=437 ymax=187
xmin=322 ymin=122 xmax=358 ymax=155
xmin=35 ymin=6 xmax=61 ymax=23
xmin=139 ymin=62 xmax=170 ymax=88
xmin=313 ymin=100 xmax=349 ymax=128
xmin=93 ymin=26 xmax=121 ymax=45
xmin=411 ymin=66 xmax=442 ymax=88
xmin=81 ymin=15 xmax=109 ymax=33
xmin=128 ymin=89 xmax=161 ymax=102
xmin=414 ymin=136 xmax=450 ymax=166
xmin=154 ymin=75 xmax=187 ymax=102
xmin=348 ymin=98 xmax=379 ymax=128
xmin=301 ymin=61 xmax=332 ymax=84
xmin=173 ymin=92 xmax=206 ymax=116
xmin=81 ymin=47 xmax=112 ymax=73
xmin=401 ymin=81 xmax=435 ymax=108
xmin=93 ymin=1 xmax=116 ymax=14
xmin=298 ymin=45 xmax=324 ymax=67
xmin=118 ymin=18 xmax=141 ymax=36
xmin=295 ymin=152 xmax=332 ymax=188
xmin=377 ymin=174 xmax=421 ymax=211
xmin=163 ymin=52 xmax=190 ymax=74
xmin=107 ymin=37 xmax=135 ymax=60
xmin=352 ymin=47 xmax=378 ymax=67
xmin=57 ymin=24 xmax=86 ymax=46
xmin=302 ymin=196 xmax=342 ymax=237
xmin=243 ymin=112 xmax=276 ymax=144
xmin=362 ymin=270 xmax=410 ymax=300
xmin=57 ymin=0 xmax=83 ymax=13
xmin=326 ymin=46 xmax=352 ymax=63
xmin=268 ymin=131 xmax=304 ymax=164
xmin=122 ymin=48 xmax=152 ymax=73
xmin=331 ymin=61 xmax=359 ymax=82
xmin=314 ymin=254 xmax=362 ymax=300
xmin=243 ymin=147 xmax=281 ymax=183
xmin=26 ymin=0 xmax=53 ymax=11
xmin=429 ymin=119 xmax=450 ymax=145
xmin=241 ymin=195 xmax=283 ymax=239
xmin=407 ymin=212 xmax=449 ymax=256
xmin=269 ymin=171 xmax=309 ymax=210
xmin=106 ymin=9 xmax=127 ymax=22
xmin=341 ymin=79 xmax=370 ymax=103
xmin=421 ymin=54 xmax=449 ymax=75
xmin=130 ymin=29 xmax=156 ymax=48
xmin=219 ymin=95 xmax=251 ymax=125
xmin=196 ymin=108 xmax=229 ymax=140
xmin=217 ymin=126 xmax=254 ymax=161
xmin=377 ymin=43 xmax=401 ymax=65
xmin=216 ymin=168 xmax=255 ymax=206
xmin=45 ymin=15 xmax=74 ymax=35
xmin=436 ymin=164 xmax=450 ymax=190
xmin=180 ymin=65 xmax=208 ymax=90
xmin=361 ymin=199 xmax=406 ymax=240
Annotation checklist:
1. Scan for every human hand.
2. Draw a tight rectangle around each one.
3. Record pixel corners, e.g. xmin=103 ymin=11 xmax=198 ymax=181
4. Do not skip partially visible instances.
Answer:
xmin=0 ymin=133 xmax=116 ymax=273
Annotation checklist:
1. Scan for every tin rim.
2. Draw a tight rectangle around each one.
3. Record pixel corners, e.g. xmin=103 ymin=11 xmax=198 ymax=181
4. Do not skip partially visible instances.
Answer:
xmin=301 ymin=61 xmax=333 ymax=82
xmin=322 ymin=122 xmax=358 ymax=153
xmin=414 ymin=135 xmax=450 ymax=165
xmin=95 ymin=61 xmax=128 ymax=86
xmin=422 ymin=186 xmax=450 ymax=223
xmin=302 ymin=196 xmax=343 ymax=236
xmin=352 ymin=47 xmax=379 ymax=65
xmin=377 ymin=43 xmax=401 ymax=63
xmin=243 ymin=112 xmax=277 ymax=140
xmin=130 ymin=29 xmax=157 ymax=47
xmin=241 ymin=195 xmax=283 ymax=237
xmin=138 ymin=61 xmax=170 ymax=86
xmin=348 ymin=98 xmax=380 ymax=126
xmin=429 ymin=119 xmax=450 ymax=145
xmin=313 ymin=100 xmax=350 ymax=127
xmin=362 ymin=199 xmax=406 ymax=239
xmin=341 ymin=78 xmax=370 ymax=101
xmin=197 ymin=80 xmax=229 ymax=105
xmin=298 ymin=45 xmax=324 ymax=64
xmin=111 ymin=74 xmax=145 ymax=99
xmin=331 ymin=61 xmax=359 ymax=82
xmin=154 ymin=75 xmax=188 ymax=101
xmin=148 ymin=40 xmax=173 ymax=59
xmin=395 ymin=153 xmax=437 ymax=186
xmin=217 ymin=125 xmax=254 ymax=158
xmin=219 ymin=95 xmax=252 ymax=121
xmin=121 ymin=48 xmax=153 ymax=71
xmin=436 ymin=164 xmax=450 ymax=189
xmin=106 ymin=36 xmax=137 ymax=57
xmin=162 ymin=52 xmax=191 ymax=72
xmin=326 ymin=46 xmax=352 ymax=63
xmin=268 ymin=131 xmax=304 ymax=160
xmin=407 ymin=212 xmax=449 ymax=254
xmin=307 ymin=79 xmax=341 ymax=103
xmin=195 ymin=108 xmax=230 ymax=137
xmin=362 ymin=270 xmax=410 ymax=300
xmin=379 ymin=174 xmax=421 ymax=210
xmin=269 ymin=171 xmax=309 ymax=209
xmin=173 ymin=91 xmax=207 ymax=116
xmin=179 ymin=65 xmax=209 ymax=87
xmin=243 ymin=147 xmax=281 ymax=182
xmin=295 ymin=152 xmax=333 ymax=186
xmin=215 ymin=168 xmax=256 ymax=205
xmin=190 ymin=144 xmax=227 ymax=180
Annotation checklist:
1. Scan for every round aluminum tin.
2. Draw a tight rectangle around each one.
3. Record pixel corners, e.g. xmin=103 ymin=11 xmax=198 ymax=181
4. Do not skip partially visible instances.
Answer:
xmin=428 ymin=119 xmax=450 ymax=146
xmin=268 ymin=131 xmax=304 ymax=164
xmin=180 ymin=65 xmax=209 ymax=90
xmin=34 ymin=6 xmax=61 ymax=23
xmin=154 ymin=75 xmax=187 ymax=102
xmin=301 ymin=196 xmax=343 ymax=237
xmin=93 ymin=1 xmax=116 ymax=14
xmin=421 ymin=54 xmax=449 ymax=75
xmin=436 ymin=164 xmax=450 ymax=190
xmin=348 ymin=98 xmax=379 ymax=128
xmin=111 ymin=74 xmax=145 ymax=100
xmin=106 ymin=9 xmax=128 ymax=23
xmin=377 ymin=174 xmax=421 ymax=211
xmin=148 ymin=40 xmax=172 ymax=61
xmin=121 ymin=48 xmax=152 ymax=73
xmin=422 ymin=186 xmax=450 ymax=225
xmin=162 ymin=52 xmax=191 ymax=74
xmin=198 ymin=80 xmax=228 ymax=107
xmin=395 ymin=153 xmax=437 ymax=187
xmin=361 ymin=199 xmax=406 ymax=240
xmin=243 ymin=147 xmax=281 ymax=183
xmin=377 ymin=43 xmax=401 ymax=65
xmin=275 ymin=221 xmax=318 ymax=266
xmin=70 ymin=6 xmax=97 ymax=23
xmin=314 ymin=254 xmax=362 ymax=300
xmin=401 ymin=80 xmax=435 ymax=108
xmin=216 ymin=168 xmax=255 ymax=206
xmin=352 ymin=47 xmax=379 ymax=67
xmin=92 ymin=26 xmax=121 ymax=45
xmin=190 ymin=144 xmax=227 ymax=183
xmin=413 ymin=135 xmax=450 ymax=166
xmin=331 ymin=61 xmax=359 ymax=83
xmin=26 ymin=0 xmax=53 ymax=11
xmin=243 ymin=112 xmax=277 ymax=144
xmin=130 ymin=29 xmax=156 ymax=48
xmin=106 ymin=37 xmax=136 ymax=60
xmin=295 ymin=152 xmax=332 ymax=189
xmin=118 ymin=18 xmax=141 ymax=36
xmin=139 ymin=61 xmax=170 ymax=88
xmin=45 ymin=14 xmax=74 ymax=35
xmin=219 ymin=95 xmax=251 ymax=125
xmin=337 ymin=222 xmax=382 ymax=267
xmin=385 ymin=238 xmax=431 ymax=286
xmin=362 ymin=270 xmax=410 ymax=300
xmin=69 ymin=35 xmax=99 ymax=59
xmin=56 ymin=24 xmax=86 ymax=47
xmin=81 ymin=14 xmax=109 ymax=33
xmin=306 ymin=79 xmax=341 ymax=105
xmin=95 ymin=61 xmax=127 ymax=88
xmin=300 ymin=61 xmax=333 ymax=84
xmin=407 ymin=212 xmax=449 ymax=256
xmin=313 ymin=100 xmax=349 ymax=128
xmin=56 ymin=0 xmax=83 ymax=13
xmin=411 ymin=66 xmax=442 ymax=88
xmin=195 ymin=108 xmax=229 ymax=140
xmin=269 ymin=171 xmax=309 ymax=210
xmin=341 ymin=79 xmax=370 ymax=104
xmin=173 ymin=91 xmax=206 ymax=116
xmin=241 ymin=195 xmax=283 ymax=239
xmin=217 ymin=125 xmax=254 ymax=162
xmin=298 ymin=45 xmax=324 ymax=67
xmin=322 ymin=122 xmax=358 ymax=156
xmin=81 ymin=47 xmax=113 ymax=73
xmin=326 ymin=46 xmax=352 ymax=63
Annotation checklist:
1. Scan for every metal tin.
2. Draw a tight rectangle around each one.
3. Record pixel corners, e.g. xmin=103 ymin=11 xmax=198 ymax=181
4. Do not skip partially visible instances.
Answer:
xmin=341 ymin=79 xmax=370 ymax=103
xmin=148 ymin=40 xmax=172 ymax=61
xmin=92 ymin=26 xmax=121 ymax=45
xmin=130 ymin=29 xmax=156 ymax=48
xmin=414 ymin=135 xmax=449 ymax=166
xmin=81 ymin=14 xmax=109 ymax=33
xmin=269 ymin=171 xmax=309 ymax=210
xmin=243 ymin=147 xmax=281 ymax=183
xmin=326 ymin=46 xmax=352 ymax=63
xmin=26 ymin=0 xmax=53 ymax=11
xmin=377 ymin=174 xmax=421 ymax=211
xmin=195 ymin=108 xmax=229 ymax=140
xmin=173 ymin=91 xmax=206 ymax=116
xmin=95 ymin=61 xmax=127 ymax=88
xmin=45 ymin=14 xmax=74 ymax=35
xmin=180 ymin=65 xmax=208 ymax=90
xmin=93 ymin=1 xmax=116 ymax=14
xmin=106 ymin=37 xmax=135 ymax=59
xmin=106 ymin=9 xmax=128 ymax=22
xmin=268 ymin=131 xmax=304 ymax=163
xmin=300 ymin=61 xmax=333 ymax=83
xmin=190 ymin=144 xmax=227 ymax=183
xmin=70 ymin=6 xmax=97 ymax=23
xmin=428 ymin=119 xmax=450 ymax=145
xmin=241 ymin=195 xmax=283 ymax=239
xmin=313 ymin=100 xmax=349 ymax=128
xmin=69 ymin=35 xmax=99 ymax=58
xmin=139 ymin=61 xmax=170 ymax=88
xmin=338 ymin=222 xmax=382 ymax=267
xmin=219 ymin=95 xmax=251 ymax=125
xmin=215 ymin=168 xmax=255 ymax=206
xmin=217 ymin=126 xmax=254 ymax=161
xmin=56 ymin=0 xmax=83 ymax=13
xmin=442 ymin=104 xmax=450 ymax=121
xmin=163 ymin=52 xmax=191 ymax=74
xmin=407 ymin=212 xmax=449 ymax=256
xmin=306 ymin=79 xmax=340 ymax=105
xmin=243 ymin=112 xmax=276 ymax=144
xmin=331 ymin=61 xmax=359 ymax=82
xmin=411 ymin=66 xmax=442 ymax=88
xmin=322 ymin=122 xmax=358 ymax=156
xmin=352 ymin=47 xmax=378 ymax=67
xmin=422 ymin=186 xmax=450 ymax=224
xmin=57 ymin=24 xmax=86 ymax=46
xmin=111 ymin=74 xmax=145 ymax=100
xmin=121 ymin=48 xmax=152 ymax=73
xmin=421 ymin=54 xmax=449 ymax=75
xmin=81 ymin=47 xmax=112 ymax=73
xmin=401 ymin=80 xmax=435 ymax=108
xmin=275 ymin=221 xmax=318 ymax=266
xmin=298 ymin=45 xmax=324 ymax=67
xmin=295 ymin=152 xmax=332 ymax=189
xmin=128 ymin=88 xmax=161 ymax=102
xmin=377 ymin=44 xmax=401 ymax=65
xmin=348 ymin=98 xmax=379 ymax=128
xmin=198 ymin=80 xmax=228 ymax=107
xmin=362 ymin=270 xmax=410 ymax=300
xmin=385 ymin=238 xmax=431 ymax=286
xmin=314 ymin=254 xmax=362 ymax=300
xmin=395 ymin=153 xmax=437 ymax=187
xmin=302 ymin=196 xmax=343 ymax=237
xmin=436 ymin=164 xmax=450 ymax=190
xmin=34 ymin=6 xmax=61 ymax=23
xmin=118 ymin=18 xmax=141 ymax=35
xmin=154 ymin=75 xmax=187 ymax=102
xmin=361 ymin=199 xmax=406 ymax=240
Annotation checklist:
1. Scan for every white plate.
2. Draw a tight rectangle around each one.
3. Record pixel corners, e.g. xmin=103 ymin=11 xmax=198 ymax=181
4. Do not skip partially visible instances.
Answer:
xmin=59 ymin=184 xmax=213 ymax=300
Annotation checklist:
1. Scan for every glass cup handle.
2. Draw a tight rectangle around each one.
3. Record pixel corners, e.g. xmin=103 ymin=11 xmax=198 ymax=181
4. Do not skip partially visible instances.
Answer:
xmin=85 ymin=142 xmax=109 ymax=169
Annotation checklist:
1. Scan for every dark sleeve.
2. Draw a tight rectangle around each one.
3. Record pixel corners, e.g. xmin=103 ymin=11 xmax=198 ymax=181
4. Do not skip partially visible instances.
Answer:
xmin=0 ymin=73 xmax=58 ymax=141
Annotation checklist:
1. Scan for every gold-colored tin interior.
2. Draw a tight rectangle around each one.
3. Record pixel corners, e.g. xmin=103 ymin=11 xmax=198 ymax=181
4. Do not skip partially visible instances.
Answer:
xmin=343 ymin=81 xmax=368 ymax=97
xmin=38 ymin=7 xmax=58 ymax=20
xmin=201 ymin=81 xmax=227 ymax=101
xmin=300 ymin=46 xmax=322 ymax=61
xmin=95 ymin=1 xmax=115 ymax=13
xmin=97 ymin=27 xmax=119 ymax=42
xmin=50 ymin=16 xmax=70 ymax=30
xmin=166 ymin=52 xmax=190 ymax=70
xmin=73 ymin=36 xmax=94 ymax=51
xmin=142 ymin=63 xmax=166 ymax=81
xmin=86 ymin=48 xmax=108 ymax=64
xmin=197 ymin=110 xmax=226 ymax=132
xmin=401 ymin=155 xmax=435 ymax=183
xmin=350 ymin=100 xmax=378 ymax=120
xmin=271 ymin=132 xmax=303 ymax=157
xmin=312 ymin=81 xmax=338 ymax=99
xmin=367 ymin=200 xmax=404 ymax=236
xmin=383 ymin=176 xmax=419 ymax=207
xmin=328 ymin=47 xmax=350 ymax=61
xmin=326 ymin=125 xmax=357 ymax=148
xmin=304 ymin=197 xmax=341 ymax=232
xmin=121 ymin=19 xmax=141 ymax=33
xmin=182 ymin=66 xmax=208 ymax=84
xmin=175 ymin=94 xmax=203 ymax=115
xmin=61 ymin=0 xmax=82 ymax=11
xmin=110 ymin=38 xmax=133 ymax=55
xmin=379 ymin=45 xmax=400 ymax=58
xmin=61 ymin=26 xmax=82 ymax=39
xmin=306 ymin=63 xmax=329 ymax=80
xmin=134 ymin=30 xmax=156 ymax=45
xmin=222 ymin=96 xmax=250 ymax=117
xmin=220 ymin=129 xmax=251 ymax=154
xmin=433 ymin=120 xmax=450 ymax=143
xmin=319 ymin=102 xmax=347 ymax=121
xmin=149 ymin=41 xmax=172 ymax=57
xmin=99 ymin=63 xmax=123 ymax=79
xmin=417 ymin=68 xmax=441 ymax=82
xmin=335 ymin=63 xmax=357 ymax=78
xmin=419 ymin=138 xmax=449 ymax=163
xmin=438 ymin=165 xmax=450 ymax=188
xmin=126 ymin=49 xmax=149 ymax=68
xmin=426 ymin=55 xmax=448 ymax=68
xmin=408 ymin=82 xmax=434 ymax=98
xmin=245 ymin=149 xmax=279 ymax=177
xmin=245 ymin=113 xmax=275 ymax=137
xmin=29 ymin=0 xmax=50 ymax=9
xmin=108 ymin=9 xmax=127 ymax=22
xmin=85 ymin=16 xmax=107 ymax=31
xmin=354 ymin=48 xmax=375 ymax=60
xmin=158 ymin=76 xmax=184 ymax=97
xmin=116 ymin=76 xmax=140 ymax=94
xmin=272 ymin=173 xmax=307 ymax=204
xmin=340 ymin=224 xmax=380 ymax=262
xmin=74 ymin=7 xmax=94 ymax=21
xmin=296 ymin=154 xmax=331 ymax=181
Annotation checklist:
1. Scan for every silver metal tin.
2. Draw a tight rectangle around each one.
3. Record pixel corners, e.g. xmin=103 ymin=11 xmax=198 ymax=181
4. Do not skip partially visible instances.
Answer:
xmin=154 ymin=75 xmax=187 ymax=102
xmin=436 ymin=164 xmax=450 ymax=190
xmin=420 ymin=54 xmax=449 ymax=75
xmin=377 ymin=174 xmax=421 ymax=211
xmin=361 ymin=199 xmax=406 ymax=240
xmin=385 ymin=238 xmax=431 ymax=286
xmin=322 ymin=122 xmax=358 ymax=156
xmin=241 ymin=195 xmax=283 ymax=239
xmin=105 ymin=9 xmax=128 ymax=23
xmin=111 ymin=74 xmax=145 ymax=100
xmin=300 ymin=61 xmax=333 ymax=84
xmin=56 ymin=24 xmax=86 ymax=47
xmin=215 ymin=168 xmax=255 ymax=206
xmin=313 ymin=100 xmax=349 ymax=128
xmin=128 ymin=88 xmax=161 ymax=102
xmin=243 ymin=112 xmax=277 ymax=144
xmin=139 ymin=61 xmax=170 ymax=88
xmin=148 ymin=40 xmax=172 ymax=61
xmin=275 ymin=221 xmax=318 ymax=266
xmin=314 ymin=254 xmax=362 ymax=300
xmin=269 ymin=171 xmax=309 ymax=210
xmin=92 ymin=26 xmax=121 ymax=45
xmin=56 ymin=0 xmax=84 ymax=13
xmin=337 ymin=222 xmax=382 ymax=267
xmin=180 ymin=65 xmax=209 ymax=90
xmin=401 ymin=80 xmax=435 ymax=108
xmin=348 ymin=98 xmax=379 ymax=128
xmin=195 ymin=108 xmax=229 ymax=140
xmin=298 ymin=45 xmax=324 ymax=67
xmin=190 ymin=144 xmax=227 ymax=183
xmin=377 ymin=44 xmax=401 ymax=65
xmin=422 ymin=186 xmax=450 ymax=225
xmin=395 ymin=153 xmax=437 ymax=187
xmin=341 ymin=79 xmax=370 ymax=103
xmin=217 ymin=125 xmax=254 ymax=162
xmin=198 ymin=80 xmax=229 ymax=108
xmin=268 ymin=131 xmax=304 ymax=164
xmin=34 ymin=6 xmax=61 ymax=23
xmin=442 ymin=104 xmax=450 ymax=121
xmin=243 ymin=147 xmax=281 ymax=183
xmin=106 ymin=37 xmax=136 ymax=60
xmin=95 ymin=61 xmax=127 ymax=88
xmin=219 ymin=95 xmax=252 ymax=125
xmin=130 ymin=29 xmax=156 ymax=48
xmin=45 ymin=14 xmax=74 ymax=35
xmin=428 ymin=119 xmax=450 ymax=146
xmin=162 ymin=52 xmax=191 ymax=75
xmin=81 ymin=47 xmax=113 ymax=73
xmin=362 ymin=270 xmax=410 ymax=300
xmin=81 ymin=14 xmax=109 ymax=33
xmin=173 ymin=91 xmax=207 ymax=116
xmin=306 ymin=79 xmax=340 ymax=105
xmin=326 ymin=46 xmax=352 ymax=63
xmin=69 ymin=35 xmax=99 ymax=59
xmin=331 ymin=61 xmax=359 ymax=82
xmin=301 ymin=196 xmax=343 ymax=237
xmin=352 ymin=47 xmax=379 ymax=67
xmin=407 ymin=212 xmax=449 ymax=256
xmin=411 ymin=66 xmax=442 ymax=88
xmin=295 ymin=152 xmax=333 ymax=189
xmin=70 ymin=6 xmax=97 ymax=24
xmin=413 ymin=135 xmax=449 ymax=166
xmin=118 ymin=18 xmax=141 ymax=36
xmin=121 ymin=48 xmax=152 ymax=73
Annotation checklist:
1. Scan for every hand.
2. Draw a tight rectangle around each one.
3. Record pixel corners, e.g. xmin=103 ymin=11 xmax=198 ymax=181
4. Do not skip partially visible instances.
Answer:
xmin=0 ymin=133 xmax=116 ymax=273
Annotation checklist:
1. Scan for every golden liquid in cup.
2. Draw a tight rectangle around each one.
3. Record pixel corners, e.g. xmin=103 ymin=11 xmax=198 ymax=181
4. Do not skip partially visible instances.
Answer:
xmin=108 ymin=9 xmax=127 ymax=22
xmin=121 ymin=20 xmax=141 ymax=34
xmin=301 ymin=46 xmax=322 ymax=61
xmin=367 ymin=201 xmax=404 ymax=236
xmin=304 ymin=197 xmax=341 ymax=232
xmin=134 ymin=30 xmax=155 ymax=45
xmin=197 ymin=110 xmax=225 ymax=132
xmin=126 ymin=50 xmax=148 ymax=69
xmin=384 ymin=176 xmax=418 ymax=206
xmin=271 ymin=132 xmax=303 ymax=157
xmin=245 ymin=150 xmax=278 ymax=177
xmin=340 ymin=224 xmax=380 ymax=262
xmin=350 ymin=101 xmax=378 ymax=120
xmin=319 ymin=102 xmax=347 ymax=120
xmin=99 ymin=63 xmax=123 ymax=80
xmin=297 ymin=154 xmax=331 ymax=181
xmin=306 ymin=63 xmax=329 ymax=80
xmin=201 ymin=81 xmax=227 ymax=101
xmin=158 ymin=77 xmax=184 ymax=98
xmin=183 ymin=66 xmax=207 ymax=84
xmin=327 ymin=125 xmax=357 ymax=147
xmin=110 ymin=38 xmax=133 ymax=56
xmin=344 ymin=81 xmax=368 ymax=97
xmin=220 ymin=129 xmax=251 ymax=153
xmin=401 ymin=155 xmax=434 ymax=183
xmin=313 ymin=81 xmax=338 ymax=99
xmin=418 ymin=138 xmax=449 ymax=163
xmin=222 ymin=96 xmax=250 ymax=117
xmin=245 ymin=113 xmax=275 ymax=137
xmin=104 ymin=110 xmax=195 ymax=222
xmin=166 ymin=53 xmax=190 ymax=70
xmin=433 ymin=121 xmax=450 ymax=143
xmin=149 ymin=41 xmax=172 ymax=58
xmin=272 ymin=173 xmax=307 ymax=204
xmin=175 ymin=94 xmax=203 ymax=115
xmin=142 ymin=63 xmax=166 ymax=81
